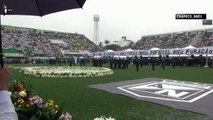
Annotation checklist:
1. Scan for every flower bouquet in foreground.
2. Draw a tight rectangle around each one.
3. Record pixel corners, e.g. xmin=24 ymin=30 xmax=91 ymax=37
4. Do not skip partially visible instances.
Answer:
xmin=9 ymin=80 xmax=72 ymax=120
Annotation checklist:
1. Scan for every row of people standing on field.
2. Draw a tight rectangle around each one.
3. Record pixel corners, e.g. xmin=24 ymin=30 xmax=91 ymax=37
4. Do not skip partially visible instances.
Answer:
xmin=91 ymin=57 xmax=131 ymax=69
xmin=109 ymin=57 xmax=131 ymax=69
xmin=49 ymin=56 xmax=90 ymax=66
xmin=90 ymin=55 xmax=213 ymax=71
xmin=91 ymin=58 xmax=104 ymax=67
xmin=10 ymin=55 xmax=212 ymax=70
xmin=133 ymin=55 xmax=213 ymax=71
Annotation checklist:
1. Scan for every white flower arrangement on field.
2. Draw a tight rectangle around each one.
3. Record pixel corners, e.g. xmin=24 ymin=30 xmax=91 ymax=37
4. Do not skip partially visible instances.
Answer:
xmin=14 ymin=66 xmax=113 ymax=78
xmin=94 ymin=116 xmax=116 ymax=120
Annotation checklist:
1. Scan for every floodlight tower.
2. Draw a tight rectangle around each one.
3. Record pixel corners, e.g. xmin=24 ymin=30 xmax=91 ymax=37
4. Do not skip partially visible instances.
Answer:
xmin=93 ymin=15 xmax=100 ymax=45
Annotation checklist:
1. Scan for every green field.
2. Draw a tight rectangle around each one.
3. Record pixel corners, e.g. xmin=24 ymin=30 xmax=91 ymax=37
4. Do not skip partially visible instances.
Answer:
xmin=8 ymin=64 xmax=213 ymax=120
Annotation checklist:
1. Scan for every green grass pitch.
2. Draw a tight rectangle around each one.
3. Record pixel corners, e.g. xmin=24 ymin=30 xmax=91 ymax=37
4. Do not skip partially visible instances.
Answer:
xmin=8 ymin=64 xmax=213 ymax=120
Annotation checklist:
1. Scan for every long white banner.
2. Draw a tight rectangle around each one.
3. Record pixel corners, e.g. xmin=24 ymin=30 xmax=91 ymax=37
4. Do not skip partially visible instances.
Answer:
xmin=93 ymin=47 xmax=213 ymax=57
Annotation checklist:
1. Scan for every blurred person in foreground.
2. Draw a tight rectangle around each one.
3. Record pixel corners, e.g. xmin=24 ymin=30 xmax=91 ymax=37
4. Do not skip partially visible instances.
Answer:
xmin=0 ymin=65 xmax=18 ymax=120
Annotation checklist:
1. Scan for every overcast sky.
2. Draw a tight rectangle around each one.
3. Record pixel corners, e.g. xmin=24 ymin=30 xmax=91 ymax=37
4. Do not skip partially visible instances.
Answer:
xmin=1 ymin=0 xmax=213 ymax=43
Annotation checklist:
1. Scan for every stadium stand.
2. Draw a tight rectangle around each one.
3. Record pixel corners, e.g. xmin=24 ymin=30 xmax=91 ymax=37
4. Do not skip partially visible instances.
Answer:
xmin=134 ymin=28 xmax=213 ymax=50
xmin=2 ymin=25 xmax=213 ymax=56
xmin=2 ymin=25 xmax=96 ymax=56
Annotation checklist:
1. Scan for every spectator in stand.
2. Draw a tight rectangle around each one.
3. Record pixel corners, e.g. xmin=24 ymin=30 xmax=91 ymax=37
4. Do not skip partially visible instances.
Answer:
xmin=2 ymin=26 xmax=97 ymax=57
xmin=134 ymin=29 xmax=213 ymax=50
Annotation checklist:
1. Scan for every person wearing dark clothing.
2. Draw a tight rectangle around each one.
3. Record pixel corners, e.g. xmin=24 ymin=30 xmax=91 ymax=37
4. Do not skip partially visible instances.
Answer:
xmin=124 ymin=58 xmax=130 ymax=68
xmin=80 ymin=58 xmax=83 ymax=66
xmin=98 ymin=58 xmax=103 ymax=67
xmin=79 ymin=57 xmax=86 ymax=66
xmin=69 ymin=57 xmax=74 ymax=67
xmin=134 ymin=56 xmax=139 ymax=72
xmin=161 ymin=57 xmax=165 ymax=70
xmin=92 ymin=58 xmax=94 ymax=66
xmin=171 ymin=58 xmax=175 ymax=69
xmin=125 ymin=59 xmax=130 ymax=68
xmin=114 ymin=59 xmax=118 ymax=69
xmin=139 ymin=56 xmax=143 ymax=68
xmin=199 ymin=55 xmax=204 ymax=67
xmin=121 ymin=58 xmax=126 ymax=69
xmin=92 ymin=58 xmax=96 ymax=67
xmin=63 ymin=59 xmax=66 ymax=65
xmin=118 ymin=58 xmax=122 ymax=69
xmin=109 ymin=58 xmax=114 ymax=69
xmin=191 ymin=55 xmax=195 ymax=66
xmin=201 ymin=58 xmax=205 ymax=67
xmin=82 ymin=58 xmax=86 ymax=66
xmin=151 ymin=57 xmax=155 ymax=71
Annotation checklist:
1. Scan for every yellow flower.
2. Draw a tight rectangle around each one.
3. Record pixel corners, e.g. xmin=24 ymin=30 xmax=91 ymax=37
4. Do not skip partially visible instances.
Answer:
xmin=55 ymin=105 xmax=59 ymax=109
xmin=20 ymin=100 xmax=25 ymax=104
xmin=18 ymin=83 xmax=24 ymax=89
xmin=48 ymin=103 xmax=54 ymax=108
xmin=17 ymin=98 xmax=25 ymax=105
xmin=17 ymin=99 xmax=21 ymax=103
xmin=19 ymin=91 xmax=27 ymax=97
xmin=48 ymin=99 xmax=54 ymax=104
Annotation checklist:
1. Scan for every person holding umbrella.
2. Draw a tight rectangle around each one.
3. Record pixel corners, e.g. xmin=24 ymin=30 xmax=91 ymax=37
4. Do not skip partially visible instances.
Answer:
xmin=0 ymin=65 xmax=18 ymax=120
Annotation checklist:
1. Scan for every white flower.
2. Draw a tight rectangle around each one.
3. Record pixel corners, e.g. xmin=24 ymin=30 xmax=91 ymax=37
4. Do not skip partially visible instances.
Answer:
xmin=59 ymin=112 xmax=72 ymax=120
xmin=94 ymin=116 xmax=105 ymax=120
xmin=106 ymin=117 xmax=116 ymax=120
xmin=16 ymin=66 xmax=113 ymax=78
xmin=19 ymin=91 xmax=27 ymax=97
xmin=94 ymin=116 xmax=115 ymax=120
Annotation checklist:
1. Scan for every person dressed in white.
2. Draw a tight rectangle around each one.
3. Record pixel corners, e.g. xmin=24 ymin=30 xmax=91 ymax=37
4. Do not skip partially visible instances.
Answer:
xmin=0 ymin=65 xmax=18 ymax=120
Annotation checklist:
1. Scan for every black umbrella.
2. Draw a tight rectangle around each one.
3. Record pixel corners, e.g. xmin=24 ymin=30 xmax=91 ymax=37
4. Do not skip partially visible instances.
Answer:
xmin=0 ymin=0 xmax=86 ymax=68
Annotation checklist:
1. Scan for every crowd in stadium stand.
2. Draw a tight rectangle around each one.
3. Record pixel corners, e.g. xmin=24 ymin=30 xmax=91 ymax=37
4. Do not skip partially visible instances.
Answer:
xmin=134 ymin=29 xmax=213 ymax=50
xmin=2 ymin=25 xmax=213 ymax=57
xmin=2 ymin=25 xmax=96 ymax=56
xmin=2 ymin=25 xmax=213 ymax=68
